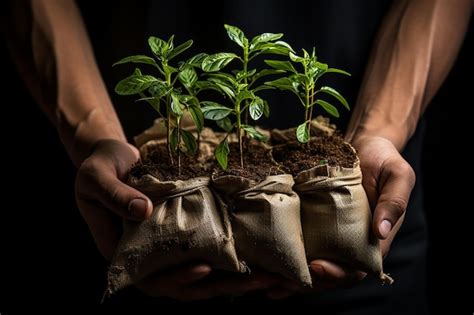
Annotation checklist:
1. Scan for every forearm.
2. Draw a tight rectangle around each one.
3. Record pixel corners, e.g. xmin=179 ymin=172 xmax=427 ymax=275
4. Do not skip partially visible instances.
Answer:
xmin=346 ymin=0 xmax=472 ymax=150
xmin=5 ymin=0 xmax=125 ymax=166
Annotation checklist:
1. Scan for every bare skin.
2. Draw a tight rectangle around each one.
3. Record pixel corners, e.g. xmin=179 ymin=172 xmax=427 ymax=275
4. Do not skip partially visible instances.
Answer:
xmin=4 ymin=0 xmax=472 ymax=300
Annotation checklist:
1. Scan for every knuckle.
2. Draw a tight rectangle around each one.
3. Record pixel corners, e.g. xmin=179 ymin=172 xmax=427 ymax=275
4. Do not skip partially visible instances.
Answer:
xmin=386 ymin=196 xmax=408 ymax=217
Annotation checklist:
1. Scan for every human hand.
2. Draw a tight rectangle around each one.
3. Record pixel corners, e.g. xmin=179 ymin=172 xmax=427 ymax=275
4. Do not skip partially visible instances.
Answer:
xmin=267 ymin=135 xmax=415 ymax=299
xmin=137 ymin=264 xmax=283 ymax=301
xmin=75 ymin=139 xmax=153 ymax=260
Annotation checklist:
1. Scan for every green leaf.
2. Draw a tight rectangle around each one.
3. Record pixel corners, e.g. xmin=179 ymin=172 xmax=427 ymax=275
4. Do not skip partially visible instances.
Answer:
xmin=314 ymin=61 xmax=328 ymax=71
xmin=167 ymin=35 xmax=175 ymax=50
xmin=253 ymin=85 xmax=276 ymax=93
xmin=148 ymin=81 xmax=169 ymax=98
xmin=249 ymin=97 xmax=264 ymax=120
xmin=326 ymin=68 xmax=351 ymax=76
xmin=250 ymin=33 xmax=283 ymax=49
xmin=236 ymin=69 xmax=257 ymax=81
xmin=163 ymin=64 xmax=177 ymax=76
xmin=113 ymin=55 xmax=158 ymax=67
xmin=171 ymin=93 xmax=183 ymax=116
xmin=252 ymin=69 xmax=285 ymax=82
xmin=189 ymin=105 xmax=204 ymax=132
xmin=168 ymin=39 xmax=193 ymax=60
xmin=115 ymin=75 xmax=158 ymax=95
xmin=215 ymin=138 xmax=230 ymax=170
xmin=178 ymin=67 xmax=198 ymax=89
xmin=148 ymin=36 xmax=167 ymax=59
xmin=224 ymin=24 xmax=247 ymax=48
xmin=214 ymin=82 xmax=235 ymax=99
xmin=181 ymin=129 xmax=197 ymax=155
xmin=195 ymin=81 xmax=221 ymax=93
xmin=318 ymin=86 xmax=350 ymax=110
xmin=289 ymin=52 xmax=306 ymax=63
xmin=170 ymin=127 xmax=179 ymax=151
xmin=265 ymin=77 xmax=297 ymax=92
xmin=202 ymin=53 xmax=238 ymax=72
xmin=187 ymin=53 xmax=209 ymax=67
xmin=252 ymin=41 xmax=294 ymax=55
xmin=216 ymin=117 xmax=233 ymax=132
xmin=264 ymin=60 xmax=296 ymax=73
xmin=201 ymin=101 xmax=233 ymax=120
xmin=236 ymin=90 xmax=254 ymax=104
xmin=296 ymin=121 xmax=309 ymax=143
xmin=205 ymin=72 xmax=238 ymax=87
xmin=263 ymin=100 xmax=270 ymax=118
xmin=242 ymin=125 xmax=267 ymax=142
xmin=315 ymin=100 xmax=340 ymax=117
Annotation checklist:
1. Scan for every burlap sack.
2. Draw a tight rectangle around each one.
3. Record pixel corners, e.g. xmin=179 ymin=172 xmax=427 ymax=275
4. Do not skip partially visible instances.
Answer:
xmin=106 ymin=170 xmax=244 ymax=295
xmin=291 ymin=146 xmax=393 ymax=284
xmin=212 ymin=174 xmax=312 ymax=286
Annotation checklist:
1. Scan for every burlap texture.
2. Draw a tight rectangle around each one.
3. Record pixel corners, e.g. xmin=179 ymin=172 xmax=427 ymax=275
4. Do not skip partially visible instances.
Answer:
xmin=212 ymin=174 xmax=312 ymax=286
xmin=106 ymin=175 xmax=244 ymax=295
xmin=291 ymin=145 xmax=392 ymax=283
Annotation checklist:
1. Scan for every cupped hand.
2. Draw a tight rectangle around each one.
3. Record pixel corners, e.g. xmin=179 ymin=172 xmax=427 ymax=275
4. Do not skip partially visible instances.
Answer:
xmin=267 ymin=135 xmax=416 ymax=299
xmin=75 ymin=139 xmax=153 ymax=260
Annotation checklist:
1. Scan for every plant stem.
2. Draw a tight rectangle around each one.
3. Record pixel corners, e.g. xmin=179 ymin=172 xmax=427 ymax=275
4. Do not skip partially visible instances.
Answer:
xmin=177 ymin=117 xmax=181 ymax=176
xmin=305 ymin=83 xmax=310 ymax=146
xmin=243 ymin=46 xmax=249 ymax=126
xmin=165 ymin=68 xmax=174 ymax=165
xmin=236 ymin=102 xmax=244 ymax=168
xmin=308 ymin=85 xmax=314 ymax=139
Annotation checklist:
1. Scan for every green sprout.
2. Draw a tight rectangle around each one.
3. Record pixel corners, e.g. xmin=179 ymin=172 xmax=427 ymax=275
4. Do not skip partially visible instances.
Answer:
xmin=265 ymin=48 xmax=351 ymax=143
xmin=113 ymin=35 xmax=207 ymax=175
xmin=201 ymin=24 xmax=294 ymax=169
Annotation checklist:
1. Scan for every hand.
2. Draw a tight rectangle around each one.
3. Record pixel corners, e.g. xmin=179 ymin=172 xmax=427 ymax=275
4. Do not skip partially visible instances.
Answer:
xmin=75 ymin=139 xmax=153 ymax=260
xmin=267 ymin=135 xmax=416 ymax=299
xmin=137 ymin=264 xmax=282 ymax=301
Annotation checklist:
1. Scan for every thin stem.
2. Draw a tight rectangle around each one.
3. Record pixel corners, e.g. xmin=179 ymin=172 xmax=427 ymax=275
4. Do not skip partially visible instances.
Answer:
xmin=177 ymin=117 xmax=181 ymax=176
xmin=243 ymin=45 xmax=249 ymax=126
xmin=165 ymin=68 xmax=174 ymax=165
xmin=308 ymin=85 xmax=315 ymax=139
xmin=236 ymin=101 xmax=244 ymax=168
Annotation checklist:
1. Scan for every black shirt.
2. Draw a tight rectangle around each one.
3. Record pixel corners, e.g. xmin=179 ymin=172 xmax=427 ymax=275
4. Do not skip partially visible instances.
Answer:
xmin=79 ymin=1 xmax=428 ymax=312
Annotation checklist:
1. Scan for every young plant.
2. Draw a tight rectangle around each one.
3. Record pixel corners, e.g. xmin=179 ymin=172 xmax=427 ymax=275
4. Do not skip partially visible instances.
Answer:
xmin=113 ymin=35 xmax=206 ymax=175
xmin=201 ymin=24 xmax=294 ymax=169
xmin=265 ymin=48 xmax=350 ymax=143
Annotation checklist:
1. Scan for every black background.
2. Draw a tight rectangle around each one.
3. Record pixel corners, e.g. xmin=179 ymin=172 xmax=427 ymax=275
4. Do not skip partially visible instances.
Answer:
xmin=0 ymin=3 xmax=471 ymax=314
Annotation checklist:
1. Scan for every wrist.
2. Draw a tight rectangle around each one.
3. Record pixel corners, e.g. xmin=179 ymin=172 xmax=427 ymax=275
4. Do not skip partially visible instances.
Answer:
xmin=59 ymin=107 xmax=126 ymax=167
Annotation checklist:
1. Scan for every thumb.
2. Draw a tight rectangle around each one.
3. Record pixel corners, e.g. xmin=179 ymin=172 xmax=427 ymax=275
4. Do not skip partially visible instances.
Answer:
xmin=373 ymin=158 xmax=415 ymax=239
xmin=94 ymin=174 xmax=153 ymax=220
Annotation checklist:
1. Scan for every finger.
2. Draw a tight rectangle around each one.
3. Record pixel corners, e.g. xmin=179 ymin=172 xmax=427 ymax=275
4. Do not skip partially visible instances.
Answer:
xmin=267 ymin=288 xmax=295 ymax=300
xmin=374 ymin=159 xmax=415 ymax=239
xmin=181 ymin=272 xmax=281 ymax=301
xmin=137 ymin=264 xmax=212 ymax=296
xmin=76 ymin=199 xmax=121 ymax=260
xmin=310 ymin=260 xmax=366 ymax=283
xmin=77 ymin=161 xmax=153 ymax=221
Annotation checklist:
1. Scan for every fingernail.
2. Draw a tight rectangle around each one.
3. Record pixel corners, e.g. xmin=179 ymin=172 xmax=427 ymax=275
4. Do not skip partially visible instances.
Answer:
xmin=194 ymin=265 xmax=211 ymax=274
xmin=380 ymin=220 xmax=392 ymax=239
xmin=128 ymin=198 xmax=148 ymax=218
xmin=311 ymin=264 xmax=325 ymax=278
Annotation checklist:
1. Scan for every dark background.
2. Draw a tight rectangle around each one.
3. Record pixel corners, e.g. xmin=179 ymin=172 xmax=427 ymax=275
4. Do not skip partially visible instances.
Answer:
xmin=0 ymin=3 xmax=471 ymax=314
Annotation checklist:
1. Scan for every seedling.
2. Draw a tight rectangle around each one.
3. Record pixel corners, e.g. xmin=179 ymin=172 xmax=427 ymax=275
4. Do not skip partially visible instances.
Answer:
xmin=201 ymin=24 xmax=294 ymax=169
xmin=265 ymin=48 xmax=350 ymax=143
xmin=113 ymin=35 xmax=207 ymax=175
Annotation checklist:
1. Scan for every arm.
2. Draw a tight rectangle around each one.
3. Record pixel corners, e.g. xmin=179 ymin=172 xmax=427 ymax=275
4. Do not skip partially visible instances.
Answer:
xmin=346 ymin=0 xmax=472 ymax=150
xmin=6 ymin=0 xmax=125 ymax=166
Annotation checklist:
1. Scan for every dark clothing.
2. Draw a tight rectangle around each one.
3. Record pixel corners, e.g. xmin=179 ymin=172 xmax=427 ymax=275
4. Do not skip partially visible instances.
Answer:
xmin=79 ymin=1 xmax=428 ymax=313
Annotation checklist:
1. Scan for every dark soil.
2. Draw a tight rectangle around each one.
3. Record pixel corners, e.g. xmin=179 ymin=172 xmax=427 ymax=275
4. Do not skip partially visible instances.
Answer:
xmin=130 ymin=144 xmax=211 ymax=181
xmin=214 ymin=143 xmax=284 ymax=182
xmin=271 ymin=134 xmax=357 ymax=175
